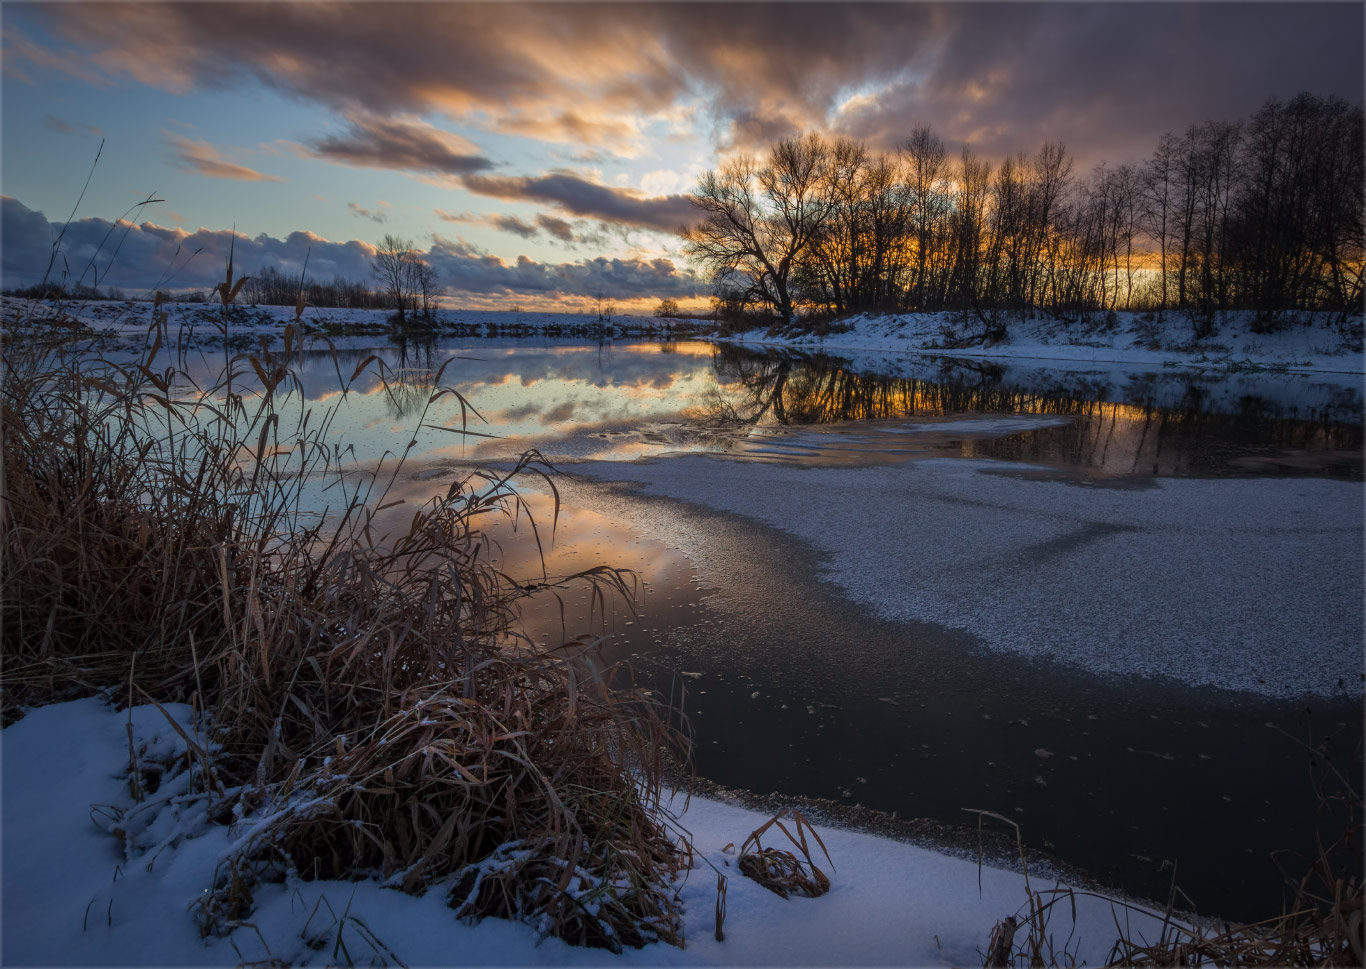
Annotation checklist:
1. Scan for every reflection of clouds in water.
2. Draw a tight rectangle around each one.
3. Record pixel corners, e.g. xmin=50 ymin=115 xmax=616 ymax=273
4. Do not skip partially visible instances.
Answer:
xmin=497 ymin=402 xmax=542 ymax=422
xmin=542 ymin=401 xmax=577 ymax=423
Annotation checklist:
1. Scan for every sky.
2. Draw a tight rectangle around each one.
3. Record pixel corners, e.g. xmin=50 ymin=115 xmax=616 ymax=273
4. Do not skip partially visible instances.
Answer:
xmin=2 ymin=2 xmax=1362 ymax=312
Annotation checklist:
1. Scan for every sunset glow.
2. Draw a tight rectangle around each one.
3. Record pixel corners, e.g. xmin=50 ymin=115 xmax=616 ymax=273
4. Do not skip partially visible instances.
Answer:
xmin=2 ymin=2 xmax=1361 ymax=311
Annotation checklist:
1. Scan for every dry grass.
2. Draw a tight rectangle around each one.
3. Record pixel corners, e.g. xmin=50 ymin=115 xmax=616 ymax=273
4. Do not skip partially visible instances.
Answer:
xmin=736 ymin=809 xmax=833 ymax=899
xmin=1 ymin=306 xmax=690 ymax=950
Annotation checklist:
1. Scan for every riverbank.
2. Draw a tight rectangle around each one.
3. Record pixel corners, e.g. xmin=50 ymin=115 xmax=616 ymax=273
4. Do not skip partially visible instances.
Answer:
xmin=4 ymin=317 xmax=1359 ymax=963
xmin=10 ymin=299 xmax=1363 ymax=380
xmin=0 ymin=696 xmax=1175 ymax=967
xmin=708 ymin=309 xmax=1365 ymax=377
xmin=1 ymin=296 xmax=684 ymax=341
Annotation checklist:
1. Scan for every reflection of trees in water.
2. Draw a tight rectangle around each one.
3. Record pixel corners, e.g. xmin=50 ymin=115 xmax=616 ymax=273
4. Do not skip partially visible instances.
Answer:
xmin=381 ymin=333 xmax=440 ymax=421
xmin=710 ymin=346 xmax=1363 ymax=475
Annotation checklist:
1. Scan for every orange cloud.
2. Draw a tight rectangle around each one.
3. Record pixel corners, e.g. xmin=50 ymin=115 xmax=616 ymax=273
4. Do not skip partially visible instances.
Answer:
xmin=166 ymin=133 xmax=284 ymax=182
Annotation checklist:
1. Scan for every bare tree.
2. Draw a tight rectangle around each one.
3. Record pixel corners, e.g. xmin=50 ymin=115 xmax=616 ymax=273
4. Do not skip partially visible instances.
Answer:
xmin=413 ymin=259 xmax=441 ymax=319
xmin=1141 ymin=133 xmax=1179 ymax=319
xmin=372 ymin=234 xmax=420 ymax=324
xmin=902 ymin=125 xmax=952 ymax=311
xmin=684 ymin=134 xmax=835 ymax=323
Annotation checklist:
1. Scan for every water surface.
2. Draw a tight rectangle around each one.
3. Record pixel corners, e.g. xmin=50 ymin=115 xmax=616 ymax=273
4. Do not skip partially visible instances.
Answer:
xmin=112 ymin=331 xmax=1366 ymax=919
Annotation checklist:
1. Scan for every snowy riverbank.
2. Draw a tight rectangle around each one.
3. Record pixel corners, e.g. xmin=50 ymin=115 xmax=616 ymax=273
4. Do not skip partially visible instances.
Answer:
xmin=10 ymin=300 xmax=1363 ymax=382
xmin=2 ymin=297 xmax=680 ymax=340
xmin=2 ymin=697 xmax=1173 ymax=967
xmin=710 ymin=310 xmax=1364 ymax=377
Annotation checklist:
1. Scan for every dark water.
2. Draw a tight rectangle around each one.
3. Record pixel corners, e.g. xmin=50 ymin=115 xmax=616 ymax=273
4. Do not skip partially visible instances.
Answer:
xmin=445 ymin=475 xmax=1360 ymax=926
xmin=174 ymin=331 xmax=1366 ymax=921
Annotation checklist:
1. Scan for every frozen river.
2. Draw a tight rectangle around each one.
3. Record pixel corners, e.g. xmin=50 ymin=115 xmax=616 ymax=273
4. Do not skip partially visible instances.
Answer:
xmin=116 ymin=330 xmax=1365 ymax=919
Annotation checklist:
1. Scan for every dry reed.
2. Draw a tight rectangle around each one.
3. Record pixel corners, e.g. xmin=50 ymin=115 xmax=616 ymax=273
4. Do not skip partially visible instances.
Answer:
xmin=1 ymin=304 xmax=690 ymax=950
xmin=736 ymin=809 xmax=833 ymax=899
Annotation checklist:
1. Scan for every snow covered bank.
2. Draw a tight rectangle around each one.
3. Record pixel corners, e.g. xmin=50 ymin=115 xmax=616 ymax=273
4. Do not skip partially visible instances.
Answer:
xmin=2 ymin=698 xmax=1172 ymax=966
xmin=712 ymin=310 xmax=1364 ymax=377
xmin=575 ymin=455 xmax=1363 ymax=698
xmin=2 ymin=297 xmax=684 ymax=339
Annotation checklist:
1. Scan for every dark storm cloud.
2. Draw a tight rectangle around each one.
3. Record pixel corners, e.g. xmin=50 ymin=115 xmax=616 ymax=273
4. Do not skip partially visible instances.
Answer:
xmin=2 ymin=196 xmax=702 ymax=301
xmin=307 ymin=115 xmax=494 ymax=176
xmin=459 ymin=173 xmax=695 ymax=235
xmin=14 ymin=3 xmax=1362 ymax=166
xmin=826 ymin=4 xmax=1366 ymax=167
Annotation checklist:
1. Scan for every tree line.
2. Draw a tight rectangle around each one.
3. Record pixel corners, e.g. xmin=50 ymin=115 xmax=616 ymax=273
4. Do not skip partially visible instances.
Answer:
xmin=684 ymin=92 xmax=1363 ymax=336
xmin=243 ymin=235 xmax=440 ymax=323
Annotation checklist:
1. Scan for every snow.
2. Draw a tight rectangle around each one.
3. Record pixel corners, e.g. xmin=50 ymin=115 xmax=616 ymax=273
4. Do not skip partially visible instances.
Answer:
xmin=574 ymin=456 xmax=1363 ymax=698
xmin=2 ymin=297 xmax=680 ymax=339
xmin=10 ymin=300 xmax=1362 ymax=382
xmin=3 ymin=697 xmax=1179 ymax=967
xmin=713 ymin=309 xmax=1364 ymax=377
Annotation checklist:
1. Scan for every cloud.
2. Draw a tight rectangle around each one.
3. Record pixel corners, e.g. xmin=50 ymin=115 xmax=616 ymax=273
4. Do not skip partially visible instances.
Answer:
xmin=434 ymin=209 xmax=479 ymax=225
xmin=19 ymin=3 xmax=1360 ymax=169
xmin=536 ymin=214 xmax=575 ymax=243
xmin=165 ymin=133 xmax=284 ymax=182
xmin=493 ymin=110 xmax=642 ymax=153
xmin=2 ymin=196 xmax=703 ymax=302
xmin=3 ymin=195 xmax=370 ymax=292
xmin=43 ymin=114 xmax=103 ymax=137
xmin=307 ymin=114 xmax=494 ymax=176
xmin=435 ymin=208 xmax=597 ymax=246
xmin=427 ymin=236 xmax=704 ymax=300
xmin=460 ymin=172 xmax=695 ymax=235
xmin=348 ymin=202 xmax=388 ymax=224
xmin=300 ymin=122 xmax=682 ymax=240
xmin=488 ymin=214 xmax=538 ymax=239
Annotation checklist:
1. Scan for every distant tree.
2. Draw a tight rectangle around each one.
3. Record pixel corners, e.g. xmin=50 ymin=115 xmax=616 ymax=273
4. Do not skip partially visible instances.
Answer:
xmin=1140 ymin=132 xmax=1179 ymax=319
xmin=413 ymin=259 xmax=441 ymax=319
xmin=372 ymin=234 xmax=420 ymax=324
xmin=654 ymin=297 xmax=681 ymax=317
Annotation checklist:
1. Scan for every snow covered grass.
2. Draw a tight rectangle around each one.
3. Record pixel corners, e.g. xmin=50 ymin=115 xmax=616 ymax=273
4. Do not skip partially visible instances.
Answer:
xmin=713 ymin=309 xmax=1365 ymax=376
xmin=0 ymin=312 xmax=690 ymax=950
